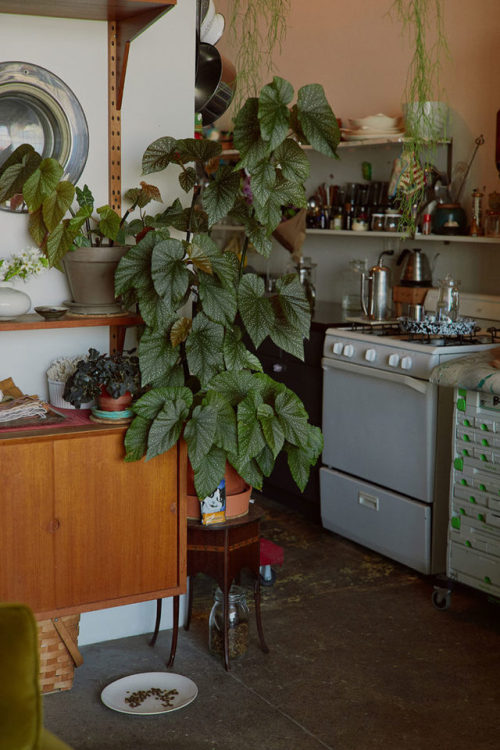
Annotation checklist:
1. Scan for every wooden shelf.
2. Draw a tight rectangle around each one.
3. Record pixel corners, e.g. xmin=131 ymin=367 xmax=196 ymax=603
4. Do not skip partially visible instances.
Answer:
xmin=0 ymin=311 xmax=142 ymax=332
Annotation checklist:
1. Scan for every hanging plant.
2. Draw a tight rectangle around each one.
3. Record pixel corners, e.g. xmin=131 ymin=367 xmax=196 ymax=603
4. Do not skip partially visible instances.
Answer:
xmin=391 ymin=0 xmax=449 ymax=235
xmin=225 ymin=0 xmax=290 ymax=107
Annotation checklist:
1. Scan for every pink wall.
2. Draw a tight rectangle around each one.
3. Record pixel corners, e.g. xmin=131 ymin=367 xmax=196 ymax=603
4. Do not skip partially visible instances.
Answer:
xmin=216 ymin=0 xmax=500 ymax=196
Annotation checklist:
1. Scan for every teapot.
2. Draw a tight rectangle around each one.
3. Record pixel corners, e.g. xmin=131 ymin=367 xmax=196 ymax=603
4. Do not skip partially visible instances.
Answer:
xmin=397 ymin=248 xmax=437 ymax=286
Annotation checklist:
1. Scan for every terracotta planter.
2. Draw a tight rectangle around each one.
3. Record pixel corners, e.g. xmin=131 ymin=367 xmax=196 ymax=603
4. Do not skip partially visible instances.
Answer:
xmin=187 ymin=462 xmax=251 ymax=520
xmin=97 ymin=388 xmax=133 ymax=412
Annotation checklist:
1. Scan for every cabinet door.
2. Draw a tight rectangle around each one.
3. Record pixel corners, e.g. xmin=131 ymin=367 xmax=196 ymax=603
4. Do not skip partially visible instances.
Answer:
xmin=0 ymin=441 xmax=57 ymax=611
xmin=53 ymin=433 xmax=179 ymax=610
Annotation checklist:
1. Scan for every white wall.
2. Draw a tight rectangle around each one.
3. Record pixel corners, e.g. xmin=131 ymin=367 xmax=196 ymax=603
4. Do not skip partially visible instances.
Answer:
xmin=0 ymin=0 xmax=196 ymax=643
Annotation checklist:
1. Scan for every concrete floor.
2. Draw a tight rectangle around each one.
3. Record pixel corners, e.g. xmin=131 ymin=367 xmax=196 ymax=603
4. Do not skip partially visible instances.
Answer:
xmin=44 ymin=496 xmax=500 ymax=750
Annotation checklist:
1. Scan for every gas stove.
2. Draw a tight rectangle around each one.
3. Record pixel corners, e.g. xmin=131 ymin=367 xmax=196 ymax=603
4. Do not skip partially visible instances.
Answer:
xmin=324 ymin=292 xmax=500 ymax=380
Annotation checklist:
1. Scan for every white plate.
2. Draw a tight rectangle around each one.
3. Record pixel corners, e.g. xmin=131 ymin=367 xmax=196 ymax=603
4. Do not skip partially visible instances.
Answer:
xmin=101 ymin=672 xmax=198 ymax=715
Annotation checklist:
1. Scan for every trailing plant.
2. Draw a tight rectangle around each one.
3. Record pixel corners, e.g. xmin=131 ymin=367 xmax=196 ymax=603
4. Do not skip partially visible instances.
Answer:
xmin=0 ymin=149 xmax=164 ymax=267
xmin=223 ymin=0 xmax=290 ymax=107
xmin=391 ymin=0 xmax=449 ymax=235
xmin=116 ymin=76 xmax=340 ymax=499
xmin=63 ymin=348 xmax=141 ymax=408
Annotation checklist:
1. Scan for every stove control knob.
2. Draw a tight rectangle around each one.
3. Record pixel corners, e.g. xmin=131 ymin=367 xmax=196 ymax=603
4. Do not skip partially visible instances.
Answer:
xmin=365 ymin=348 xmax=377 ymax=362
xmin=332 ymin=342 xmax=343 ymax=355
xmin=343 ymin=344 xmax=355 ymax=358
xmin=401 ymin=356 xmax=413 ymax=370
xmin=388 ymin=353 xmax=400 ymax=367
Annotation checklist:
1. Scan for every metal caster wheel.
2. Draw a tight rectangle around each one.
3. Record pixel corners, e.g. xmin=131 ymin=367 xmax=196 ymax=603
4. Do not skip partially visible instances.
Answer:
xmin=259 ymin=567 xmax=277 ymax=587
xmin=432 ymin=588 xmax=451 ymax=611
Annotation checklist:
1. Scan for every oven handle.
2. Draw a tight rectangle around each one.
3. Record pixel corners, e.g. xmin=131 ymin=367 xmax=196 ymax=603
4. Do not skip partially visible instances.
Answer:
xmin=321 ymin=357 xmax=431 ymax=395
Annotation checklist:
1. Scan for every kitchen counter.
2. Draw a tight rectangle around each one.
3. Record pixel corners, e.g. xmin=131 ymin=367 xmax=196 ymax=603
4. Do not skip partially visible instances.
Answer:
xmin=310 ymin=300 xmax=348 ymax=331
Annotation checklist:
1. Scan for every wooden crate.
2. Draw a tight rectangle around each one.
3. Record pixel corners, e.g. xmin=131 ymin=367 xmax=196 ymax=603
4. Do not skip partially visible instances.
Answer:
xmin=37 ymin=615 xmax=83 ymax=694
xmin=392 ymin=285 xmax=433 ymax=317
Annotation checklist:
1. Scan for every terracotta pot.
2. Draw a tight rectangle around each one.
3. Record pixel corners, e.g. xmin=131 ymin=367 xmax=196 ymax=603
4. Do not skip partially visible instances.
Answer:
xmin=186 ymin=462 xmax=251 ymax=520
xmin=97 ymin=388 xmax=133 ymax=412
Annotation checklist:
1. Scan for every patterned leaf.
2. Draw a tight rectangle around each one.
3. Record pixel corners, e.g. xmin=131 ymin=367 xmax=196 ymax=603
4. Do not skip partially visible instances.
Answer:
xmin=151 ymin=238 xmax=189 ymax=307
xmin=46 ymin=221 xmax=81 ymax=267
xmin=273 ymin=139 xmax=310 ymax=183
xmin=190 ymin=445 xmax=227 ymax=499
xmin=208 ymin=370 xmax=258 ymax=406
xmin=142 ymin=136 xmax=178 ymax=174
xmin=185 ymin=312 xmax=224 ymax=385
xmin=259 ymin=409 xmax=285 ymax=459
xmin=256 ymin=444 xmax=275 ymax=477
xmin=233 ymin=98 xmax=269 ymax=169
xmin=124 ymin=415 xmax=151 ymax=462
xmin=248 ymin=160 xmax=276 ymax=207
xmin=192 ymin=234 xmax=237 ymax=287
xmin=175 ymin=138 xmax=222 ymax=165
xmin=138 ymin=328 xmax=179 ymax=386
xmin=223 ymin=327 xmax=263 ymax=372
xmin=115 ymin=231 xmax=156 ymax=295
xmin=0 ymin=145 xmax=41 ymax=203
xmin=146 ymin=391 xmax=193 ymax=460
xmin=170 ymin=317 xmax=192 ymax=347
xmin=186 ymin=241 xmax=212 ymax=275
xmin=227 ymin=453 xmax=263 ymax=490
xmin=275 ymin=389 xmax=309 ymax=446
xmin=296 ymin=84 xmax=340 ymax=159
xmin=133 ymin=386 xmax=191 ymax=420
xmin=238 ymin=274 xmax=275 ymax=348
xmin=97 ymin=205 xmax=121 ymax=241
xmin=184 ymin=403 xmax=218 ymax=468
xmin=286 ymin=423 xmax=324 ymax=491
xmin=179 ymin=167 xmax=197 ymax=193
xmin=203 ymin=391 xmax=237 ymax=454
xmin=237 ymin=390 xmax=266 ymax=459
xmin=202 ymin=165 xmax=240 ymax=226
xmin=273 ymin=273 xmax=311 ymax=340
xmin=199 ymin=274 xmax=237 ymax=326
xmin=258 ymin=76 xmax=293 ymax=151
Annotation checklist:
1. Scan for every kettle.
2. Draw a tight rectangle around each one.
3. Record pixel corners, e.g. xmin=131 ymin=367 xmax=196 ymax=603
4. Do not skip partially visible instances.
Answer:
xmin=397 ymin=248 xmax=435 ymax=286
xmin=361 ymin=250 xmax=394 ymax=321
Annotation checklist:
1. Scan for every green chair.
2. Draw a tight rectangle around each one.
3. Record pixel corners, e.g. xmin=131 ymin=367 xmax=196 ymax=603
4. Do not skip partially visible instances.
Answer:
xmin=0 ymin=602 xmax=73 ymax=750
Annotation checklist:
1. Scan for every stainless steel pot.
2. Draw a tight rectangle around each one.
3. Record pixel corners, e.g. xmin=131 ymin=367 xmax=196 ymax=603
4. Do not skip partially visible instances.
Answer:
xmin=361 ymin=250 xmax=394 ymax=321
xmin=195 ymin=43 xmax=236 ymax=126
xmin=397 ymin=248 xmax=433 ymax=286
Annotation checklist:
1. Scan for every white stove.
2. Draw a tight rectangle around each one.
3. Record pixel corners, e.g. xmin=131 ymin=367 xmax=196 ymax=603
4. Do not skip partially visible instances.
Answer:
xmin=320 ymin=293 xmax=500 ymax=575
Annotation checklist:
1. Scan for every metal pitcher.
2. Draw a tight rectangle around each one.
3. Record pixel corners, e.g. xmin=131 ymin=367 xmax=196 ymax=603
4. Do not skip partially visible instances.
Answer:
xmin=361 ymin=251 xmax=394 ymax=321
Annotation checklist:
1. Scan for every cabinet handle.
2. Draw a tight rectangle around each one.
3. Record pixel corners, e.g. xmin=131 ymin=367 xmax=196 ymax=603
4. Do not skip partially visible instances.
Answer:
xmin=47 ymin=518 xmax=61 ymax=533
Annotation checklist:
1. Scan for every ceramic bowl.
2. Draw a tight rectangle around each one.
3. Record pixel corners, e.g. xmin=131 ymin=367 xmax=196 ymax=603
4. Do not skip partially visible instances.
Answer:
xmin=34 ymin=305 xmax=68 ymax=320
xmin=349 ymin=113 xmax=400 ymax=131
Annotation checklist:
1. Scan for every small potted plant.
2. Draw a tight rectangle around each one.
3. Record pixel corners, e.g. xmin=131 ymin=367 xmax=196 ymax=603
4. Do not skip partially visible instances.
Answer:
xmin=0 ymin=246 xmax=49 ymax=319
xmin=0 ymin=151 xmax=165 ymax=309
xmin=62 ymin=348 xmax=141 ymax=412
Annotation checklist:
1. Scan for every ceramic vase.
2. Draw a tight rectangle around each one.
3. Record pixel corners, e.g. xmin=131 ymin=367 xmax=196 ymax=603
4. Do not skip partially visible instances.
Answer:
xmin=0 ymin=282 xmax=31 ymax=319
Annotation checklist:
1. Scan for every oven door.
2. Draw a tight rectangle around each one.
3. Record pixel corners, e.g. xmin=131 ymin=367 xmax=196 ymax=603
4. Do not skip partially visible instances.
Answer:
xmin=322 ymin=358 xmax=437 ymax=503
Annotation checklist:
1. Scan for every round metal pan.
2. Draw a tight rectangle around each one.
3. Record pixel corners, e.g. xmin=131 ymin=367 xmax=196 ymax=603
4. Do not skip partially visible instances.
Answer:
xmin=0 ymin=61 xmax=89 ymax=211
xmin=195 ymin=43 xmax=236 ymax=126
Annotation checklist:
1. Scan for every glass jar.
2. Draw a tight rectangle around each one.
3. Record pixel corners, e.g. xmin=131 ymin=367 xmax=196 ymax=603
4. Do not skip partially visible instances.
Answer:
xmin=384 ymin=212 xmax=402 ymax=232
xmin=352 ymin=205 xmax=369 ymax=232
xmin=370 ymin=213 xmax=385 ymax=232
xmin=485 ymin=210 xmax=500 ymax=237
xmin=341 ymin=259 xmax=366 ymax=313
xmin=209 ymin=585 xmax=249 ymax=659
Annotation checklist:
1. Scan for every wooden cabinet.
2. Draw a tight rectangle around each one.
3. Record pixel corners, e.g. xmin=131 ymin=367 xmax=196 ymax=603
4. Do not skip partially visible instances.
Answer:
xmin=0 ymin=418 xmax=186 ymax=620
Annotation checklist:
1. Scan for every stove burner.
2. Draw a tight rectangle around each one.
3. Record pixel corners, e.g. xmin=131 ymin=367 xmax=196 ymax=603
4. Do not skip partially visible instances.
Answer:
xmin=345 ymin=321 xmax=500 ymax=347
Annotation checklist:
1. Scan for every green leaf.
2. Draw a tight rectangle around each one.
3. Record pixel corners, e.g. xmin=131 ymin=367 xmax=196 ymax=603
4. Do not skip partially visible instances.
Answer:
xmin=296 ymin=84 xmax=340 ymax=159
xmin=275 ymin=389 xmax=309 ymax=446
xmin=185 ymin=312 xmax=224 ymax=385
xmin=115 ymin=231 xmax=156 ymax=295
xmin=252 ymin=176 xmax=306 ymax=233
xmin=97 ymin=205 xmax=121 ymax=241
xmin=151 ymin=237 xmax=189 ymax=307
xmin=228 ymin=454 xmax=263 ymax=490
xmin=124 ymin=415 xmax=151 ymax=462
xmin=176 ymin=138 xmax=222 ymax=165
xmin=146 ymin=390 xmax=193 ymax=460
xmin=42 ymin=181 xmax=75 ymax=232
xmin=192 ymin=233 xmax=238 ymax=288
xmin=139 ymin=287 xmax=174 ymax=331
xmin=202 ymin=165 xmax=240 ymax=226
xmin=27 ymin=208 xmax=48 ymax=246
xmin=23 ymin=158 xmax=63 ymax=212
xmin=184 ymin=404 xmax=218 ymax=468
xmin=259 ymin=409 xmax=285 ymax=459
xmin=272 ymin=273 xmax=311 ymax=341
xmin=269 ymin=318 xmax=305 ymax=360
xmin=273 ymin=139 xmax=310 ymax=183
xmin=258 ymin=76 xmax=293 ymax=151
xmin=256 ymin=444 xmax=275 ymax=477
xmin=287 ymin=424 xmax=324 ymax=491
xmin=186 ymin=241 xmax=212 ymax=275
xmin=142 ymin=136 xmax=178 ymax=174
xmin=248 ymin=160 xmax=276 ymax=207
xmin=203 ymin=391 xmax=237 ymax=454
xmin=171 ymin=317 xmax=192 ymax=347
xmin=138 ymin=328 xmax=179 ymax=386
xmin=191 ymin=446 xmax=227 ymax=499
xmin=133 ymin=386 xmax=191 ymax=420
xmin=237 ymin=390 xmax=266 ymax=459
xmin=208 ymin=370 xmax=258 ymax=406
xmin=233 ymin=98 xmax=269 ymax=169
xmin=223 ymin=327 xmax=263 ymax=372
xmin=238 ymin=274 xmax=275 ymax=348
xmin=46 ymin=221 xmax=81 ymax=267
xmin=179 ymin=166 xmax=197 ymax=193
xmin=199 ymin=274 xmax=237 ymax=326
xmin=75 ymin=184 xmax=94 ymax=209
xmin=0 ymin=145 xmax=41 ymax=203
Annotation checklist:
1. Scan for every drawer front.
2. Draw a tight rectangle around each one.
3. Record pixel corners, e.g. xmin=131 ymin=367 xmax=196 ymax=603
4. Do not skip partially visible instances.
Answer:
xmin=320 ymin=467 xmax=433 ymax=574
xmin=449 ymin=542 xmax=500 ymax=596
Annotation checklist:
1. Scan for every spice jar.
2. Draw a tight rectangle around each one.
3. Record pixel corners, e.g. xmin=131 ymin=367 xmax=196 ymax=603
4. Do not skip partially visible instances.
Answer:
xmin=352 ymin=205 xmax=369 ymax=231
xmin=209 ymin=585 xmax=249 ymax=659
xmin=384 ymin=211 xmax=402 ymax=232
xmin=370 ymin=213 xmax=385 ymax=232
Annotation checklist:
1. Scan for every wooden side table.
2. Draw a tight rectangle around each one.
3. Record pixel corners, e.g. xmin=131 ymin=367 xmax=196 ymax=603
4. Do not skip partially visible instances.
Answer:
xmin=150 ymin=503 xmax=269 ymax=671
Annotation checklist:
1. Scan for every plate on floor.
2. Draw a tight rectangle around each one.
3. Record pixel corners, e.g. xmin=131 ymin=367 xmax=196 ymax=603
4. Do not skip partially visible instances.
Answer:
xmin=101 ymin=672 xmax=198 ymax=715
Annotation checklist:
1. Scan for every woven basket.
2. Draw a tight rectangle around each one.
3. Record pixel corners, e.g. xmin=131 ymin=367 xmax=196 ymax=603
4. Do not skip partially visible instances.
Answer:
xmin=37 ymin=615 xmax=83 ymax=694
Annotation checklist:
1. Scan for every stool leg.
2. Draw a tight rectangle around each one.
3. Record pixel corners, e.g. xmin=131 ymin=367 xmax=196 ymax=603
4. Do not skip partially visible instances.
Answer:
xmin=167 ymin=595 xmax=179 ymax=667
xmin=149 ymin=598 xmax=162 ymax=647
xmin=254 ymin=579 xmax=270 ymax=654
xmin=184 ymin=576 xmax=193 ymax=631
xmin=223 ymin=584 xmax=230 ymax=671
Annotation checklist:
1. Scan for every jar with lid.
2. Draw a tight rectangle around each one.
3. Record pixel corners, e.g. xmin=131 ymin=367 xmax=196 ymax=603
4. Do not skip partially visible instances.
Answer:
xmin=352 ymin=205 xmax=369 ymax=231
xmin=384 ymin=211 xmax=402 ymax=232
xmin=371 ymin=213 xmax=385 ymax=232
xmin=209 ymin=585 xmax=249 ymax=659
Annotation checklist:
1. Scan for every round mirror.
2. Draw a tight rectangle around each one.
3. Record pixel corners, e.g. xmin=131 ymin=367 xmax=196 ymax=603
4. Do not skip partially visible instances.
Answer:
xmin=0 ymin=62 xmax=89 ymax=212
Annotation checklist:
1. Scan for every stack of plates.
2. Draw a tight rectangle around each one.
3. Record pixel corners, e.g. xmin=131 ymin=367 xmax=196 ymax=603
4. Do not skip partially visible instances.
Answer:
xmin=341 ymin=113 xmax=404 ymax=141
